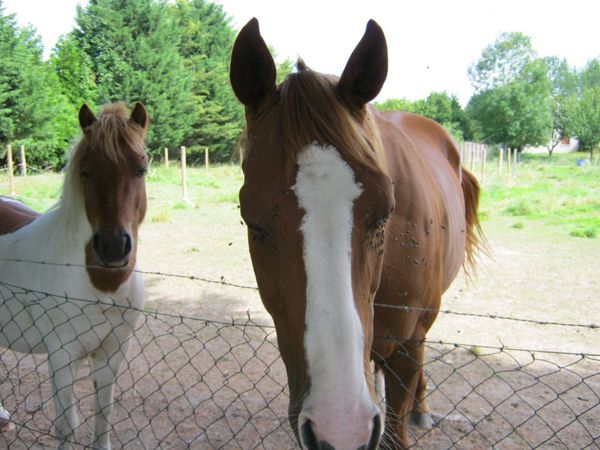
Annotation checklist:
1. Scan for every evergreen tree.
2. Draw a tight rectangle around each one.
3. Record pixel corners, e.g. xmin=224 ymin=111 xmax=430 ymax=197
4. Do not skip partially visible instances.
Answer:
xmin=0 ymin=2 xmax=73 ymax=168
xmin=172 ymin=0 xmax=242 ymax=161
xmin=74 ymin=0 xmax=194 ymax=157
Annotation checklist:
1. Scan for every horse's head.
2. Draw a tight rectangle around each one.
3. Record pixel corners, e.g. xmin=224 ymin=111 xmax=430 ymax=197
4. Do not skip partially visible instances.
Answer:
xmin=73 ymin=103 xmax=148 ymax=289
xmin=231 ymin=19 xmax=394 ymax=450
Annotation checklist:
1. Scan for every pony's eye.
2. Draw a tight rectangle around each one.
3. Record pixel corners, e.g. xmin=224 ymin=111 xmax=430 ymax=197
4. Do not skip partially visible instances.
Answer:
xmin=80 ymin=170 xmax=90 ymax=178
xmin=136 ymin=166 xmax=148 ymax=178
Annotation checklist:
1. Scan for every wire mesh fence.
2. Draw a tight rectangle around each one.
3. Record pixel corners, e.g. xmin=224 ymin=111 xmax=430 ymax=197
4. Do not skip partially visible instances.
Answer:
xmin=0 ymin=271 xmax=599 ymax=449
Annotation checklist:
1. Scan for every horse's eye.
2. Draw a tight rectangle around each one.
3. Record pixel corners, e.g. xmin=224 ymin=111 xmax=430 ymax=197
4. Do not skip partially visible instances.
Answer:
xmin=80 ymin=170 xmax=90 ymax=178
xmin=136 ymin=166 xmax=148 ymax=178
xmin=248 ymin=224 xmax=268 ymax=242
xmin=374 ymin=215 xmax=390 ymax=229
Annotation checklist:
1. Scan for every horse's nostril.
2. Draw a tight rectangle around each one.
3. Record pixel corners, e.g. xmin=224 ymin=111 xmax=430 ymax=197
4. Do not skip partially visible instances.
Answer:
xmin=92 ymin=233 xmax=103 ymax=255
xmin=367 ymin=414 xmax=383 ymax=450
xmin=301 ymin=419 xmax=319 ymax=450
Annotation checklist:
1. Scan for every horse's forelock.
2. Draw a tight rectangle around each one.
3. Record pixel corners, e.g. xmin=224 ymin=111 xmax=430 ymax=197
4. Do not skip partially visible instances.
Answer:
xmin=277 ymin=69 xmax=384 ymax=174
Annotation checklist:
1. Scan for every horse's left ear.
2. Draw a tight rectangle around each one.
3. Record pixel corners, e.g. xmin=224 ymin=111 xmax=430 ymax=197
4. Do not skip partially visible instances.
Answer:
xmin=338 ymin=20 xmax=388 ymax=109
xmin=130 ymin=102 xmax=148 ymax=130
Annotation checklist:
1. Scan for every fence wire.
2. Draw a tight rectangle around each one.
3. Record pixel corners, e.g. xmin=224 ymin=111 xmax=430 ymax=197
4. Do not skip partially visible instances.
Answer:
xmin=0 ymin=272 xmax=599 ymax=449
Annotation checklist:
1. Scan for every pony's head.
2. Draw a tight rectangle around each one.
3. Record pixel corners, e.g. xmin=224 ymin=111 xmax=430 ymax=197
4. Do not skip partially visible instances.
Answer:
xmin=231 ymin=19 xmax=394 ymax=450
xmin=70 ymin=103 xmax=148 ymax=291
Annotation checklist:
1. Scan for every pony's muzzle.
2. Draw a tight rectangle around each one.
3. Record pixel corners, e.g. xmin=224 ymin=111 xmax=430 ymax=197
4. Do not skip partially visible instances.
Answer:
xmin=93 ymin=232 xmax=132 ymax=267
xmin=300 ymin=413 xmax=382 ymax=450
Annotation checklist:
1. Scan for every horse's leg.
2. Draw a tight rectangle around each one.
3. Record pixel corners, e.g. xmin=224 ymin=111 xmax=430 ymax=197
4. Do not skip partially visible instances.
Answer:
xmin=381 ymin=339 xmax=426 ymax=450
xmin=48 ymin=350 xmax=84 ymax=450
xmin=89 ymin=335 xmax=132 ymax=450
xmin=410 ymin=369 xmax=434 ymax=428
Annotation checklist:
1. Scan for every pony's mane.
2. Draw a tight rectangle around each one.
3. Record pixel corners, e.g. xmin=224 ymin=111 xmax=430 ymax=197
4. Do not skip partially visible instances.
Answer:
xmin=243 ymin=62 xmax=386 ymax=175
xmin=73 ymin=103 xmax=146 ymax=166
xmin=58 ymin=103 xmax=146 ymax=230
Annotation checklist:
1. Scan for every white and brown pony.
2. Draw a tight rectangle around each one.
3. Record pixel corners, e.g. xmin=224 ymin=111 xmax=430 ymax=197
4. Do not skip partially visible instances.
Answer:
xmin=230 ymin=19 xmax=482 ymax=450
xmin=0 ymin=103 xmax=148 ymax=449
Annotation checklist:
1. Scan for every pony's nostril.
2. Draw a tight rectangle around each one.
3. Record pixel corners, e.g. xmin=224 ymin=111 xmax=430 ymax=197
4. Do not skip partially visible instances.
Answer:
xmin=93 ymin=232 xmax=131 ymax=265
xmin=367 ymin=414 xmax=383 ymax=450
xmin=301 ymin=419 xmax=319 ymax=450
xmin=122 ymin=233 xmax=132 ymax=256
xmin=92 ymin=233 xmax=103 ymax=255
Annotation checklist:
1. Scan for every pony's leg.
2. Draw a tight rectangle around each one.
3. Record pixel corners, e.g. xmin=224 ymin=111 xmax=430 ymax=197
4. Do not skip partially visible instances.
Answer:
xmin=381 ymin=340 xmax=426 ymax=450
xmin=48 ymin=351 xmax=83 ymax=450
xmin=89 ymin=337 xmax=132 ymax=450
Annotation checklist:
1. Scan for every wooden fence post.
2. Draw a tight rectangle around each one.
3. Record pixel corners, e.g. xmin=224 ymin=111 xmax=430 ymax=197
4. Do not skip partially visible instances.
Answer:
xmin=469 ymin=143 xmax=475 ymax=172
xmin=6 ymin=144 xmax=15 ymax=195
xmin=498 ymin=147 xmax=503 ymax=176
xmin=19 ymin=144 xmax=26 ymax=176
xmin=506 ymin=148 xmax=512 ymax=177
xmin=480 ymin=144 xmax=486 ymax=184
xmin=204 ymin=147 xmax=209 ymax=173
xmin=180 ymin=146 xmax=189 ymax=203
xmin=513 ymin=148 xmax=518 ymax=178
xmin=164 ymin=147 xmax=169 ymax=167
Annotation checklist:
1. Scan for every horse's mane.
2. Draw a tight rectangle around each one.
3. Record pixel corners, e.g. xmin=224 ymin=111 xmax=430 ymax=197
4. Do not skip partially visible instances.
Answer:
xmin=243 ymin=62 xmax=386 ymax=175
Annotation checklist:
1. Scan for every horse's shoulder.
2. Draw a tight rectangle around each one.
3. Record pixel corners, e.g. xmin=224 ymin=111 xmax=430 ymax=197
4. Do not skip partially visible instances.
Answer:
xmin=0 ymin=197 xmax=39 ymax=236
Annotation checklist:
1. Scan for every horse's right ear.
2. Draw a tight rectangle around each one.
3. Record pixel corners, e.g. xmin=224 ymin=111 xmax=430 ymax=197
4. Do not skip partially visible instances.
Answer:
xmin=79 ymin=104 xmax=96 ymax=132
xmin=338 ymin=20 xmax=388 ymax=109
xmin=230 ymin=18 xmax=276 ymax=109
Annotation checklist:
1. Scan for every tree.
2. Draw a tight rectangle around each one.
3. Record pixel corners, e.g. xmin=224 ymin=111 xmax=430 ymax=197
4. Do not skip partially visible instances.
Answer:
xmin=50 ymin=33 xmax=97 ymax=109
xmin=543 ymin=56 xmax=578 ymax=156
xmin=171 ymin=0 xmax=243 ymax=161
xmin=570 ymin=59 xmax=600 ymax=161
xmin=468 ymin=32 xmax=536 ymax=93
xmin=74 ymin=0 xmax=194 ymax=157
xmin=0 ymin=2 xmax=73 ymax=168
xmin=467 ymin=33 xmax=553 ymax=150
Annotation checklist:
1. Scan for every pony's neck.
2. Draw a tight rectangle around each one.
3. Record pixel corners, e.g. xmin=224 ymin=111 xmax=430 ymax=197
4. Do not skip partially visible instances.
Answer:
xmin=45 ymin=166 xmax=93 ymax=258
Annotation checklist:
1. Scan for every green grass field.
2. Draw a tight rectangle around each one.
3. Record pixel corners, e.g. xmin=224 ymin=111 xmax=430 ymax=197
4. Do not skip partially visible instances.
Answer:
xmin=2 ymin=152 xmax=599 ymax=239
xmin=477 ymin=152 xmax=599 ymax=238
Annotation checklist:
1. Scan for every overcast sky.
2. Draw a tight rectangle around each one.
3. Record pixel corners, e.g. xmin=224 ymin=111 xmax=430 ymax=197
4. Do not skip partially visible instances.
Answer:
xmin=4 ymin=0 xmax=600 ymax=105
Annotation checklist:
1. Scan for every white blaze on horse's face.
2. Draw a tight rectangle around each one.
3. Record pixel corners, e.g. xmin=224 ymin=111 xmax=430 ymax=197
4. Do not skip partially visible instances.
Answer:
xmin=293 ymin=144 xmax=381 ymax=450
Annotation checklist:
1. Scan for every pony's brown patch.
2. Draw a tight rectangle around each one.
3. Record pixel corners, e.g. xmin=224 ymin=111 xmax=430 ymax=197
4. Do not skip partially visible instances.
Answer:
xmin=69 ymin=103 xmax=148 ymax=293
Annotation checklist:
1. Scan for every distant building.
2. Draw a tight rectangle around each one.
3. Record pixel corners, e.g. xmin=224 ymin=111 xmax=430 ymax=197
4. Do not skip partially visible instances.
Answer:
xmin=524 ymin=136 xmax=579 ymax=154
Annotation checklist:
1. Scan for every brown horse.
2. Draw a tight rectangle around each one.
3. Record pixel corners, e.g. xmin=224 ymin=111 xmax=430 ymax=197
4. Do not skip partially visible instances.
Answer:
xmin=230 ymin=19 xmax=482 ymax=450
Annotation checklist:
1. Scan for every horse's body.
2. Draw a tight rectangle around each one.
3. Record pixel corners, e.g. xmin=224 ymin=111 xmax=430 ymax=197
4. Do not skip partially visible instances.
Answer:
xmin=230 ymin=19 xmax=481 ymax=450
xmin=0 ymin=103 xmax=149 ymax=450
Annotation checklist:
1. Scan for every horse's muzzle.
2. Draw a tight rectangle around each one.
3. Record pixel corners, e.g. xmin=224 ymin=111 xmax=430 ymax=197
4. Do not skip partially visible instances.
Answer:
xmin=300 ymin=414 xmax=382 ymax=450
xmin=92 ymin=232 xmax=132 ymax=267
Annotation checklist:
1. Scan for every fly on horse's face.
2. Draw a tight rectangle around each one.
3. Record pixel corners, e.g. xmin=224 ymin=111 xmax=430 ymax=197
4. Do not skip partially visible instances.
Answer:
xmin=77 ymin=103 xmax=148 ymax=290
xmin=232 ymin=19 xmax=394 ymax=450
